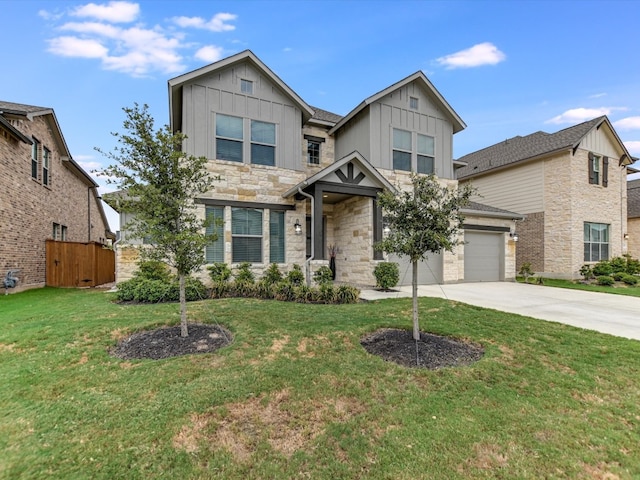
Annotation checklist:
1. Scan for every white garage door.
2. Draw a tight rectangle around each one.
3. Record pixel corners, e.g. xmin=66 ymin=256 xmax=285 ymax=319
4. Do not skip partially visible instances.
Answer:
xmin=464 ymin=231 xmax=503 ymax=282
xmin=388 ymin=252 xmax=443 ymax=286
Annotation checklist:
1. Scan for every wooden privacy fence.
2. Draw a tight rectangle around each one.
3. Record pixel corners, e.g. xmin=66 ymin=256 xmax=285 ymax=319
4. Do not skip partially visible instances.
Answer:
xmin=46 ymin=240 xmax=115 ymax=287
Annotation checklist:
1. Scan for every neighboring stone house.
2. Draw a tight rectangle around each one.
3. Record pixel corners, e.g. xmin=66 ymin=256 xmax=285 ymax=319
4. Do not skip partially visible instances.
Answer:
xmin=113 ymin=50 xmax=522 ymax=286
xmin=457 ymin=116 xmax=635 ymax=279
xmin=627 ymin=179 xmax=640 ymax=259
xmin=0 ymin=101 xmax=113 ymax=292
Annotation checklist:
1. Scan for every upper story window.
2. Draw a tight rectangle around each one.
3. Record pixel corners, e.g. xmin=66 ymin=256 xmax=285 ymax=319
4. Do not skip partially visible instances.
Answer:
xmin=43 ymin=147 xmax=50 ymax=186
xmin=588 ymin=152 xmax=608 ymax=187
xmin=417 ymin=134 xmax=434 ymax=174
xmin=241 ymin=79 xmax=253 ymax=94
xmin=584 ymin=222 xmax=609 ymax=262
xmin=410 ymin=97 xmax=419 ymax=110
xmin=251 ymin=120 xmax=275 ymax=166
xmin=307 ymin=140 xmax=320 ymax=164
xmin=392 ymin=128 xmax=412 ymax=171
xmin=393 ymin=129 xmax=435 ymax=174
xmin=216 ymin=114 xmax=243 ymax=162
xmin=53 ymin=223 xmax=67 ymax=240
xmin=31 ymin=138 xmax=40 ymax=179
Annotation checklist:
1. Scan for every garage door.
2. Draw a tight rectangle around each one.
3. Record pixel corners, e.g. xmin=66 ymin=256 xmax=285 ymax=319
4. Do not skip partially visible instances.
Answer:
xmin=464 ymin=231 xmax=503 ymax=282
xmin=388 ymin=252 xmax=443 ymax=286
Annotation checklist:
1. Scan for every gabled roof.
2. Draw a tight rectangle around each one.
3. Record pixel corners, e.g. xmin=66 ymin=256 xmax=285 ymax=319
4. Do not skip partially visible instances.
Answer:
xmin=168 ymin=50 xmax=315 ymax=132
xmin=329 ymin=71 xmax=466 ymax=135
xmin=282 ymin=151 xmax=396 ymax=198
xmin=309 ymin=106 xmax=342 ymax=126
xmin=628 ymin=179 xmax=640 ymax=219
xmin=457 ymin=116 xmax=634 ymax=179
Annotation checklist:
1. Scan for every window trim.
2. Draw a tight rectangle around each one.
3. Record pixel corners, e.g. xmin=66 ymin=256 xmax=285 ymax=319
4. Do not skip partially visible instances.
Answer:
xmin=205 ymin=206 xmax=225 ymax=263
xmin=392 ymin=128 xmax=412 ymax=171
xmin=31 ymin=137 xmax=40 ymax=180
xmin=43 ymin=147 xmax=50 ymax=186
xmin=392 ymin=128 xmax=436 ymax=174
xmin=231 ymin=207 xmax=263 ymax=264
xmin=583 ymin=222 xmax=610 ymax=262
xmin=409 ymin=97 xmax=419 ymax=110
xmin=240 ymin=79 xmax=253 ymax=94
xmin=269 ymin=210 xmax=285 ymax=263
xmin=307 ymin=139 xmax=320 ymax=164
xmin=250 ymin=120 xmax=276 ymax=166
xmin=215 ymin=113 xmax=244 ymax=162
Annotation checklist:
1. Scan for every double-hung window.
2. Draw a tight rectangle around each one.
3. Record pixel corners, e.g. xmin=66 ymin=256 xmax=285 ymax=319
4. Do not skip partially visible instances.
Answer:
xmin=584 ymin=222 xmax=609 ymax=262
xmin=31 ymin=138 xmax=39 ymax=179
xmin=205 ymin=206 xmax=225 ymax=263
xmin=588 ymin=152 xmax=608 ymax=187
xmin=417 ymin=134 xmax=435 ymax=174
xmin=308 ymin=140 xmax=320 ymax=164
xmin=251 ymin=120 xmax=276 ymax=166
xmin=269 ymin=211 xmax=285 ymax=263
xmin=232 ymin=208 xmax=263 ymax=263
xmin=392 ymin=129 xmax=412 ymax=171
xmin=216 ymin=114 xmax=243 ymax=162
xmin=43 ymin=147 xmax=50 ymax=186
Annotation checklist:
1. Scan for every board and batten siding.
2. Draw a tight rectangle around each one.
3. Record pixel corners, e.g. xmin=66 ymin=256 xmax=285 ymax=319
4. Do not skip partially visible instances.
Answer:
xmin=463 ymin=161 xmax=544 ymax=214
xmin=180 ymin=61 xmax=304 ymax=171
xmin=334 ymin=80 xmax=456 ymax=179
xmin=580 ymin=127 xmax=624 ymax=159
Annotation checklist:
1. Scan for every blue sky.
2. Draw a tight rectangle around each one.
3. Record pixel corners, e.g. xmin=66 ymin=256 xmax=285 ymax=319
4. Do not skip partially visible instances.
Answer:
xmin=3 ymin=0 xmax=640 ymax=230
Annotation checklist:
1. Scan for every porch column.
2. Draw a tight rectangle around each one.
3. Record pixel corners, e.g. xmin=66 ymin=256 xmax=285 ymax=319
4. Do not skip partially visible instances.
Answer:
xmin=313 ymin=183 xmax=324 ymax=260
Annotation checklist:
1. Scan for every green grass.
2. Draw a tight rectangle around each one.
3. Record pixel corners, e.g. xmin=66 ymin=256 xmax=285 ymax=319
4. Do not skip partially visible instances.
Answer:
xmin=1 ymin=287 xmax=639 ymax=479
xmin=519 ymin=277 xmax=640 ymax=297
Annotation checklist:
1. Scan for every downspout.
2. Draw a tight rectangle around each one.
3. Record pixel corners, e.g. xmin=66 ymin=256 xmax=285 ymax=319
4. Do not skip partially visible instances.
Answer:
xmin=87 ymin=187 xmax=92 ymax=242
xmin=297 ymin=186 xmax=314 ymax=286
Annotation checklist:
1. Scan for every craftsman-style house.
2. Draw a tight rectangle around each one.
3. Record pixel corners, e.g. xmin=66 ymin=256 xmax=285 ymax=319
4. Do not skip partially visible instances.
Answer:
xmin=114 ymin=50 xmax=522 ymax=286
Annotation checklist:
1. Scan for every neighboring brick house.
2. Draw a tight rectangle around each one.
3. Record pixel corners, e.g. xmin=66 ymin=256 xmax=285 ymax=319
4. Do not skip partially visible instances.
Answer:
xmin=457 ymin=116 xmax=635 ymax=279
xmin=628 ymin=179 xmax=640 ymax=259
xmin=0 ymin=101 xmax=113 ymax=292
xmin=113 ymin=50 xmax=522 ymax=285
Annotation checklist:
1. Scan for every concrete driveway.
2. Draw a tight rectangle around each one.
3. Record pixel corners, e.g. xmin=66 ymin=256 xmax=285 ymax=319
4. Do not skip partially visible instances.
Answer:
xmin=360 ymin=282 xmax=640 ymax=341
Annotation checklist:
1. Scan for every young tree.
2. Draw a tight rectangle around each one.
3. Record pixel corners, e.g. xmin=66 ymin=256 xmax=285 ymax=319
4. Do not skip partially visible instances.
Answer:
xmin=99 ymin=103 xmax=217 ymax=337
xmin=376 ymin=174 xmax=473 ymax=340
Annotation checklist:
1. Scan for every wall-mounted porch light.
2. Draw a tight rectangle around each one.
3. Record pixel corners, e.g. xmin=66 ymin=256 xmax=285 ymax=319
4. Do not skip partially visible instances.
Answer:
xmin=294 ymin=218 xmax=302 ymax=235
xmin=509 ymin=232 xmax=519 ymax=242
xmin=624 ymin=233 xmax=629 ymax=240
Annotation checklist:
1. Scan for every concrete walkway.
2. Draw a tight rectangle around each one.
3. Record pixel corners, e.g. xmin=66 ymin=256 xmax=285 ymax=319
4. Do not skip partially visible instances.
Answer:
xmin=360 ymin=282 xmax=640 ymax=341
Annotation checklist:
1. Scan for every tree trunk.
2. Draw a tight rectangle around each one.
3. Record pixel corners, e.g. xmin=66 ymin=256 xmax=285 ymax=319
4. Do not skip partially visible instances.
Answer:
xmin=179 ymin=273 xmax=188 ymax=337
xmin=412 ymin=259 xmax=420 ymax=341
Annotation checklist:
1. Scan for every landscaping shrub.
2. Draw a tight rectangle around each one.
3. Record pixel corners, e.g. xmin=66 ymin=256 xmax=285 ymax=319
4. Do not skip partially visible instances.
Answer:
xmin=623 ymin=254 xmax=640 ymax=275
xmin=318 ymin=283 xmax=336 ymax=303
xmin=609 ymin=256 xmax=627 ymax=274
xmin=592 ymin=261 xmax=613 ymax=277
xmin=612 ymin=272 xmax=626 ymax=282
xmin=263 ymin=263 xmax=283 ymax=285
xmin=134 ymin=279 xmax=172 ymax=303
xmin=207 ymin=263 xmax=231 ymax=283
xmin=335 ymin=284 xmax=360 ymax=304
xmin=255 ymin=279 xmax=276 ymax=299
xmin=274 ymin=281 xmax=296 ymax=302
xmin=596 ymin=275 xmax=614 ymax=286
xmin=519 ymin=262 xmax=534 ymax=283
xmin=373 ymin=262 xmax=399 ymax=290
xmin=295 ymin=284 xmax=315 ymax=303
xmin=313 ymin=266 xmax=334 ymax=286
xmin=180 ymin=277 xmax=208 ymax=301
xmin=286 ymin=264 xmax=305 ymax=286
xmin=579 ymin=264 xmax=594 ymax=281
xmin=621 ymin=274 xmax=638 ymax=286
xmin=210 ymin=281 xmax=230 ymax=299
xmin=234 ymin=262 xmax=255 ymax=284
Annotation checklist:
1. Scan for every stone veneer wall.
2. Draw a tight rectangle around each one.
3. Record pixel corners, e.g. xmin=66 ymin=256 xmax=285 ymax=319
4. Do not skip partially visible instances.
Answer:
xmin=515 ymin=212 xmax=544 ymax=273
xmin=1 ymin=115 xmax=110 ymax=292
xmin=544 ymin=150 xmax=626 ymax=278
xmin=627 ymin=218 xmax=640 ymax=259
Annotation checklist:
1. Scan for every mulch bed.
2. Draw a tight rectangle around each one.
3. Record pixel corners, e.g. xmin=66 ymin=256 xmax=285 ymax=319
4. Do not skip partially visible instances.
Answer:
xmin=111 ymin=323 xmax=233 ymax=360
xmin=361 ymin=328 xmax=484 ymax=369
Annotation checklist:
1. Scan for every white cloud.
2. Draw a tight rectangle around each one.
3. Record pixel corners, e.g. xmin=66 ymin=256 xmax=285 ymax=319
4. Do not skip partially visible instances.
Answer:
xmin=172 ymin=13 xmax=237 ymax=32
xmin=47 ymin=36 xmax=108 ymax=58
xmin=38 ymin=9 xmax=64 ymax=21
xmin=435 ymin=42 xmax=506 ymax=69
xmin=589 ymin=92 xmax=607 ymax=99
xmin=614 ymin=116 xmax=640 ymax=131
xmin=71 ymin=1 xmax=140 ymax=23
xmin=545 ymin=107 xmax=622 ymax=124
xmin=624 ymin=141 xmax=640 ymax=155
xmin=194 ymin=45 xmax=224 ymax=63
xmin=60 ymin=21 xmax=121 ymax=37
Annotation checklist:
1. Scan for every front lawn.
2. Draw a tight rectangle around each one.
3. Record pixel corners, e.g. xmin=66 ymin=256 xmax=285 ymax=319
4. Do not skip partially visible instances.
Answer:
xmin=1 ymin=288 xmax=639 ymax=479
xmin=519 ymin=277 xmax=640 ymax=298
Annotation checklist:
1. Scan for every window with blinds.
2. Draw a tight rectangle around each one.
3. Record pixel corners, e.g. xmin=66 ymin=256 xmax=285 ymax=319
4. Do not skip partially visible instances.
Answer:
xmin=205 ymin=206 xmax=225 ymax=263
xmin=269 ymin=210 xmax=285 ymax=263
xmin=232 ymin=208 xmax=263 ymax=263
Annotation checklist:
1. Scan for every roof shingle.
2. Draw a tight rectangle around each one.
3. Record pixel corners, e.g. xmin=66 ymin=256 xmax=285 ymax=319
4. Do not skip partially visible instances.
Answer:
xmin=457 ymin=117 xmax=605 ymax=179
